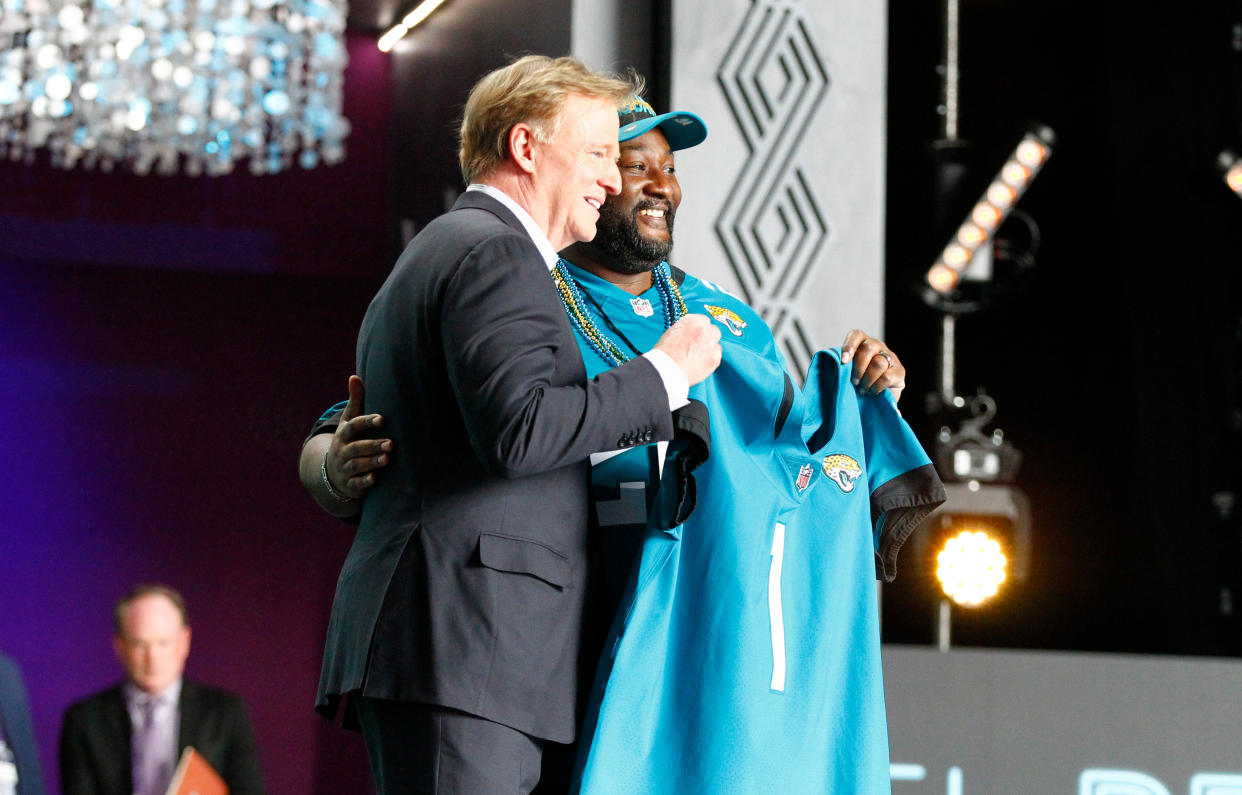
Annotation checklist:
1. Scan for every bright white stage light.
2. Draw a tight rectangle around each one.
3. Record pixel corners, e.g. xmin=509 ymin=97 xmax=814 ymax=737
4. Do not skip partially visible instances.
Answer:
xmin=936 ymin=528 xmax=1007 ymax=607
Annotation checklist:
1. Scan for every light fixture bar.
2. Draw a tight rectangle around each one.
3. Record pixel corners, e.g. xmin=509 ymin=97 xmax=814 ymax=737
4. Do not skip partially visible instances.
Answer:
xmin=378 ymin=0 xmax=447 ymax=52
xmin=926 ymin=125 xmax=1056 ymax=294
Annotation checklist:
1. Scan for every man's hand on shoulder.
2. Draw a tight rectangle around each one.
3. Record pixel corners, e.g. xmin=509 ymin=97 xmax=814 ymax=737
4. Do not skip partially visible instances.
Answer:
xmin=654 ymin=314 xmax=722 ymax=386
xmin=841 ymin=329 xmax=906 ymax=402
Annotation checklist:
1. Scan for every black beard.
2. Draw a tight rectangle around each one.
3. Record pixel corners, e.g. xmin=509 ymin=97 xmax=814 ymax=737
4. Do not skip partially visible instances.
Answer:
xmin=594 ymin=199 xmax=675 ymax=275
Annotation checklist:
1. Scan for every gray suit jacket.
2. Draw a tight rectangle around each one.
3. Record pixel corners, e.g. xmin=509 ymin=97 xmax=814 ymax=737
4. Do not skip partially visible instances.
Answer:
xmin=316 ymin=190 xmax=674 ymax=743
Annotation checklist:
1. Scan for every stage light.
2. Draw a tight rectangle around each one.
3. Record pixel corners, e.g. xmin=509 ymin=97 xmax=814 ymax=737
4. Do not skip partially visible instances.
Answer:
xmin=1218 ymin=150 xmax=1242 ymax=198
xmin=926 ymin=125 xmax=1056 ymax=294
xmin=1001 ymin=162 xmax=1030 ymax=187
xmin=956 ymin=223 xmax=986 ymax=247
xmin=378 ymin=0 xmax=448 ymax=52
xmin=1015 ymin=141 xmax=1046 ymax=167
xmin=985 ymin=182 xmax=1016 ymax=209
xmin=927 ymin=264 xmax=959 ymax=293
xmin=971 ymin=202 xmax=1002 ymax=231
xmin=942 ymin=243 xmax=972 ymax=268
xmin=936 ymin=528 xmax=1007 ymax=606
xmin=911 ymin=391 xmax=1032 ymax=604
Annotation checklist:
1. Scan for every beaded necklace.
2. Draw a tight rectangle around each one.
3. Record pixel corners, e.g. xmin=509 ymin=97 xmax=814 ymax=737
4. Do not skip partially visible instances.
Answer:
xmin=551 ymin=257 xmax=689 ymax=367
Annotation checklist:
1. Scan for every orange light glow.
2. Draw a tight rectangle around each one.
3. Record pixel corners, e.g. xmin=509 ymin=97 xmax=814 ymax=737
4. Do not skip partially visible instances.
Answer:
xmin=1001 ymin=161 xmax=1031 ymax=188
xmin=942 ymin=243 xmax=972 ymax=268
xmin=1227 ymin=162 xmax=1242 ymax=195
xmin=971 ymin=202 xmax=1002 ymax=230
xmin=1015 ymin=139 xmax=1048 ymax=168
xmin=956 ymin=222 xmax=987 ymax=247
xmin=927 ymin=264 xmax=959 ymax=293
xmin=986 ymin=182 xmax=1017 ymax=209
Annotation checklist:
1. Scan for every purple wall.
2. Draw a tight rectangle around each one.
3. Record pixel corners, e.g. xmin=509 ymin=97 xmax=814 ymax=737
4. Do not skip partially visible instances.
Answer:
xmin=0 ymin=33 xmax=391 ymax=794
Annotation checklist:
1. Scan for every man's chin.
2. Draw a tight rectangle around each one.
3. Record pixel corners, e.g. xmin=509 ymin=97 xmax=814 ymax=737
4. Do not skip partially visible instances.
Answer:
xmin=638 ymin=228 xmax=670 ymax=247
xmin=134 ymin=675 xmax=172 ymax=692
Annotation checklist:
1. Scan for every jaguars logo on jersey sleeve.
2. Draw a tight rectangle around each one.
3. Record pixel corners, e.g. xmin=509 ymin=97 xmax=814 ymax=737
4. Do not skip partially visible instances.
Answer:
xmin=704 ymin=304 xmax=748 ymax=336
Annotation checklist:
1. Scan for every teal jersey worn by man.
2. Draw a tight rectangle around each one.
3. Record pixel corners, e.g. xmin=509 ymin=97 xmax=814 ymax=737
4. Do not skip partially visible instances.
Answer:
xmin=560 ymin=258 xmax=945 ymax=794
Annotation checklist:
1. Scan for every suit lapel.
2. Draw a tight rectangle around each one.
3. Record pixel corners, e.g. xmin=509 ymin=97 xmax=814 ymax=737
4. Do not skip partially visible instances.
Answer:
xmin=101 ymin=686 xmax=133 ymax=792
xmin=177 ymin=680 xmax=199 ymax=752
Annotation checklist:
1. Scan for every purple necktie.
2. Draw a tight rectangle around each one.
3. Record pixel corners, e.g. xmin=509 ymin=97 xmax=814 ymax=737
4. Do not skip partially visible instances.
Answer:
xmin=132 ymin=694 xmax=173 ymax=795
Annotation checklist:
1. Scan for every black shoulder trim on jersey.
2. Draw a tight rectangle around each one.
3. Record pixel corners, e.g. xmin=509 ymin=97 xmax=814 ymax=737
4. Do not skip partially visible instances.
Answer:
xmin=668 ymin=264 xmax=687 ymax=286
xmin=306 ymin=405 xmax=345 ymax=444
xmin=773 ymin=373 xmax=794 ymax=439
xmin=871 ymin=464 xmax=947 ymax=582
xmin=805 ymin=357 xmax=841 ymax=453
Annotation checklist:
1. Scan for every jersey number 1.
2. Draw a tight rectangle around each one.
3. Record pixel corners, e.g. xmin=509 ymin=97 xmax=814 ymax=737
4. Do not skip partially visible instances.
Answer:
xmin=768 ymin=522 xmax=787 ymax=693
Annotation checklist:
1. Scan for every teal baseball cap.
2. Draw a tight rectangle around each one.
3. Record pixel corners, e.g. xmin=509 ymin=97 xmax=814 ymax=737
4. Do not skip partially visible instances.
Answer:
xmin=617 ymin=96 xmax=708 ymax=151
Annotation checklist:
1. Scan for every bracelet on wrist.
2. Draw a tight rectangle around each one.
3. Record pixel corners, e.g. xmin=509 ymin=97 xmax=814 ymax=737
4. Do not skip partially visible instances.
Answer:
xmin=321 ymin=452 xmax=358 ymax=503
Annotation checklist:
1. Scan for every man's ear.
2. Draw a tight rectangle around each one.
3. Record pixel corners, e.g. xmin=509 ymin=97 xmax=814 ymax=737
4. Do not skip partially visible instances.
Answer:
xmin=508 ymin=123 xmax=538 ymax=175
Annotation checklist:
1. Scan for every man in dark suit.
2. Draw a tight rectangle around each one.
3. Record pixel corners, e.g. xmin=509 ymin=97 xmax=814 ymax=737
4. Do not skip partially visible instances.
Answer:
xmin=59 ymin=584 xmax=264 ymax=795
xmin=315 ymin=55 xmax=721 ymax=793
xmin=0 ymin=650 xmax=45 ymax=795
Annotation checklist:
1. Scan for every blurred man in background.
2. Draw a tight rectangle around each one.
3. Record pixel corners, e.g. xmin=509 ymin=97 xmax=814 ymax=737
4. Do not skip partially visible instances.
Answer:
xmin=59 ymin=584 xmax=264 ymax=795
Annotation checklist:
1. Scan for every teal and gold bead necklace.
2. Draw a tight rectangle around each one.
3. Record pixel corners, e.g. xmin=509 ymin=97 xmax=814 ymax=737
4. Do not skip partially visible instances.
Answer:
xmin=551 ymin=258 xmax=689 ymax=367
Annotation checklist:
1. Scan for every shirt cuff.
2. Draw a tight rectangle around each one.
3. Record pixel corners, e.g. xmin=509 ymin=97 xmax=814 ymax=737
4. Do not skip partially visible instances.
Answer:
xmin=641 ymin=349 xmax=690 ymax=411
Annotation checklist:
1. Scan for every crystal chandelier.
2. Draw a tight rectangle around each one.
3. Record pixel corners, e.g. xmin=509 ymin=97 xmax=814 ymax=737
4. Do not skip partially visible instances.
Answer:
xmin=0 ymin=0 xmax=351 ymax=176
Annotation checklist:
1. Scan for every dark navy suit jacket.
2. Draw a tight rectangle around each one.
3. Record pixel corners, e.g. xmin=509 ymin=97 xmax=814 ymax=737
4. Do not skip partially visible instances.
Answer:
xmin=0 ymin=651 xmax=44 ymax=795
xmin=58 ymin=680 xmax=264 ymax=795
xmin=316 ymin=190 xmax=674 ymax=743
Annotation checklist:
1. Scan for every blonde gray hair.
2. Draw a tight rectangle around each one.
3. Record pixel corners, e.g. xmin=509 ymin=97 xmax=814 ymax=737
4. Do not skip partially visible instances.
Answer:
xmin=458 ymin=55 xmax=640 ymax=184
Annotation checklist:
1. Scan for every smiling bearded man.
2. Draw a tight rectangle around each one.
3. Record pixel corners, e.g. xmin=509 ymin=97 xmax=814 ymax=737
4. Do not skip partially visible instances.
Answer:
xmin=551 ymin=97 xmax=946 ymax=794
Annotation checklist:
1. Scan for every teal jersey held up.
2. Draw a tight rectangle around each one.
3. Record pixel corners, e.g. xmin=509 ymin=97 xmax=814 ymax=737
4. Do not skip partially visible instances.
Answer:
xmin=562 ymin=259 xmax=945 ymax=794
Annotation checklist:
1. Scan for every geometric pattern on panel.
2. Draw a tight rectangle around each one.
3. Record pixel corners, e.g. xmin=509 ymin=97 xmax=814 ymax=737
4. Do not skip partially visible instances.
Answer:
xmin=715 ymin=0 xmax=830 ymax=379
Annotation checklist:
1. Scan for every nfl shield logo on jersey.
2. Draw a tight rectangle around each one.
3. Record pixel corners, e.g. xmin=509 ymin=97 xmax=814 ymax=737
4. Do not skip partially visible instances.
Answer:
xmin=630 ymin=297 xmax=655 ymax=317
xmin=795 ymin=462 xmax=814 ymax=492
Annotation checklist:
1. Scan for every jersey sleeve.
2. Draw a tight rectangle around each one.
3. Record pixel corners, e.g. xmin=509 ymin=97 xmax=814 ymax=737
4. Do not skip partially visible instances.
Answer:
xmin=304 ymin=400 xmax=347 ymax=444
xmin=859 ymin=390 xmax=947 ymax=581
xmin=684 ymin=277 xmax=785 ymax=368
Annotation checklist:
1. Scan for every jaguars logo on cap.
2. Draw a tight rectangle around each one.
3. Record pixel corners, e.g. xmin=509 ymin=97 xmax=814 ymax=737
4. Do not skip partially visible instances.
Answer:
xmin=704 ymin=305 xmax=747 ymax=337
xmin=618 ymin=97 xmax=659 ymax=137
xmin=823 ymin=454 xmax=862 ymax=493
